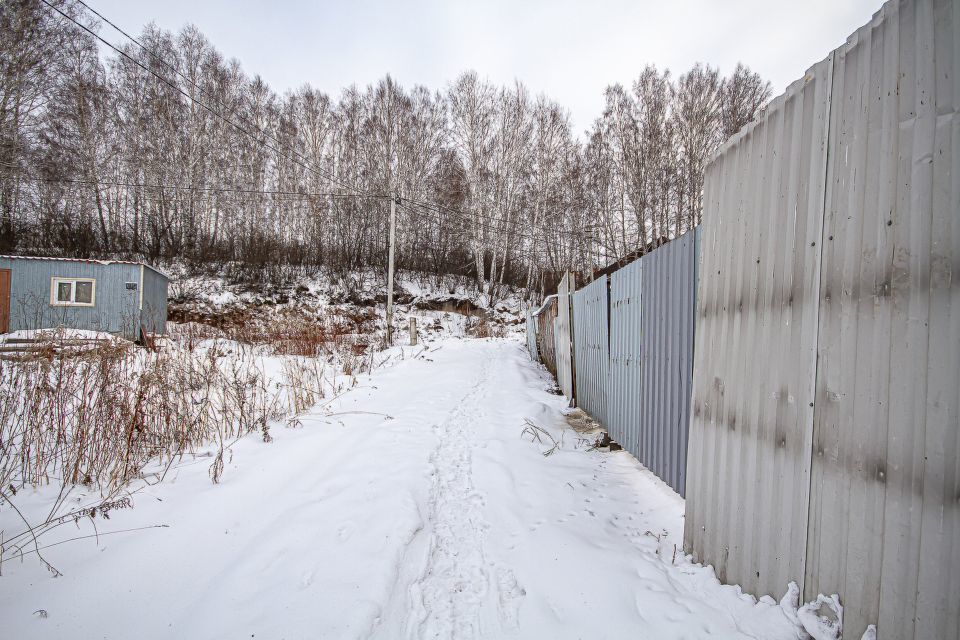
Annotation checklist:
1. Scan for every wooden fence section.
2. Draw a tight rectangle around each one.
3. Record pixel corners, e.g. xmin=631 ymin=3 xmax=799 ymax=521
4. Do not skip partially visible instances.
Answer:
xmin=533 ymin=295 xmax=558 ymax=378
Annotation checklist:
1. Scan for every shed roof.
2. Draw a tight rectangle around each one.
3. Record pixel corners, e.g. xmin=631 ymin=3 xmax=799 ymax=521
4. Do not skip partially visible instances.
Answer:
xmin=0 ymin=255 xmax=170 ymax=280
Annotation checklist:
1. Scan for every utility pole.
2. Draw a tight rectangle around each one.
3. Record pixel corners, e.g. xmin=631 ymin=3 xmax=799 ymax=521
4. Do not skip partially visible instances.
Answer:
xmin=586 ymin=224 xmax=595 ymax=282
xmin=386 ymin=192 xmax=398 ymax=343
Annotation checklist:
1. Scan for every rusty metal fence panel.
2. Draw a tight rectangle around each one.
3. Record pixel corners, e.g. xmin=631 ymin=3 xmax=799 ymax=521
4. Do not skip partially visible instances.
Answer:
xmin=638 ymin=229 xmax=698 ymax=497
xmin=535 ymin=297 xmax=558 ymax=378
xmin=686 ymin=1 xmax=959 ymax=637
xmin=572 ymin=275 xmax=608 ymax=427
xmin=555 ymin=273 xmax=575 ymax=401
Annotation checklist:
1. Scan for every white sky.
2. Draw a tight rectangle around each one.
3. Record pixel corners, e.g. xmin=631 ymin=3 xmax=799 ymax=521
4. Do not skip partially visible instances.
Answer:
xmin=91 ymin=0 xmax=883 ymax=136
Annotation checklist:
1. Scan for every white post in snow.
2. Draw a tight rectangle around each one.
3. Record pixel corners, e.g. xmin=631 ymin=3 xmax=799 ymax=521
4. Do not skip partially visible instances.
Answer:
xmin=409 ymin=317 xmax=417 ymax=346
xmin=386 ymin=192 xmax=398 ymax=344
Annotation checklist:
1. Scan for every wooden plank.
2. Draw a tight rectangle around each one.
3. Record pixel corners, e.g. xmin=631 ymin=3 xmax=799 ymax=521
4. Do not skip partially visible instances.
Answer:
xmin=0 ymin=268 xmax=10 ymax=334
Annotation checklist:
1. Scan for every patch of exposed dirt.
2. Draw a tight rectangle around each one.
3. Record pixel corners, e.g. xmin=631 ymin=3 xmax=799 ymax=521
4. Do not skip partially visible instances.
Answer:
xmin=413 ymin=297 xmax=486 ymax=317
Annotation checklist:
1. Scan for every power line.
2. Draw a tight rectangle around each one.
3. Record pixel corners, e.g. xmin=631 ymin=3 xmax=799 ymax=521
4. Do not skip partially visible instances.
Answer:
xmin=13 ymin=174 xmax=388 ymax=200
xmin=396 ymin=201 xmax=584 ymax=266
xmin=398 ymin=187 xmax=589 ymax=243
xmin=10 ymin=177 xmax=575 ymax=267
xmin=11 ymin=171 xmax=574 ymax=253
xmin=12 ymin=181 xmax=589 ymax=270
xmin=42 ymin=0 xmax=378 ymax=201
xmin=398 ymin=199 xmax=544 ymax=245
xmin=42 ymin=0 xmax=591 ymax=263
xmin=397 ymin=197 xmax=583 ymax=246
xmin=72 ymin=0 xmax=589 ymax=244
xmin=42 ymin=177 xmax=570 ymax=262
xmin=397 ymin=198 xmax=602 ymax=271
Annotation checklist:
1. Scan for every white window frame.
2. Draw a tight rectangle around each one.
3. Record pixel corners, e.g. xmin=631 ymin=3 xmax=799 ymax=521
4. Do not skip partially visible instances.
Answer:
xmin=50 ymin=277 xmax=97 ymax=307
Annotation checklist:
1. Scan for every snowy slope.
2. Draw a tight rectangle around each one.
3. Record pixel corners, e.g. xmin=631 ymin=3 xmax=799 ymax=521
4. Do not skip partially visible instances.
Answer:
xmin=0 ymin=338 xmax=802 ymax=639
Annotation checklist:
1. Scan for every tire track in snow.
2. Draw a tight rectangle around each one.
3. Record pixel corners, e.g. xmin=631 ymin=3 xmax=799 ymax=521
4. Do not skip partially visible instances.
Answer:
xmin=401 ymin=345 xmax=521 ymax=639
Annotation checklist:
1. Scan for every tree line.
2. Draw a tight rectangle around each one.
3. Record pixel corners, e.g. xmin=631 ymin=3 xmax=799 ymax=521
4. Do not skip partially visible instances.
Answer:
xmin=0 ymin=0 xmax=771 ymax=294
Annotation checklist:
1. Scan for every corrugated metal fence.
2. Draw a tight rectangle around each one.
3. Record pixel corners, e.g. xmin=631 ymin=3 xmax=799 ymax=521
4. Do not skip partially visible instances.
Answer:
xmin=637 ymin=231 xmax=698 ymax=496
xmin=564 ymin=229 xmax=699 ymax=496
xmin=608 ymin=254 xmax=643 ymax=468
xmin=686 ymin=0 xmax=959 ymax=637
xmin=686 ymin=50 xmax=830 ymax=604
xmin=571 ymin=275 xmax=608 ymax=427
xmin=524 ymin=1 xmax=957 ymax=636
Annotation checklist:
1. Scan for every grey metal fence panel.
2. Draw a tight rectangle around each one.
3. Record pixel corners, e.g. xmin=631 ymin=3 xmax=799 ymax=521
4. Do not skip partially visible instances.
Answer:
xmin=572 ymin=275 xmax=608 ymax=426
xmin=555 ymin=272 xmax=575 ymax=401
xmin=686 ymin=1 xmax=959 ymax=638
xmin=525 ymin=306 xmax=539 ymax=362
xmin=804 ymin=1 xmax=960 ymax=637
xmin=638 ymin=229 xmax=698 ymax=497
xmin=684 ymin=52 xmax=833 ymax=601
xmin=608 ymin=259 xmax=642 ymax=458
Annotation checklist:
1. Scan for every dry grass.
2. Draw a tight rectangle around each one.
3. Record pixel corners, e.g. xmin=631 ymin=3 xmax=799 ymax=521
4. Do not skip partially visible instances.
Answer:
xmin=0 ymin=307 xmax=381 ymax=574
xmin=521 ymin=418 xmax=562 ymax=456
xmin=465 ymin=314 xmax=507 ymax=339
xmin=169 ymin=306 xmax=378 ymax=358
xmin=0 ymin=340 xmax=282 ymax=494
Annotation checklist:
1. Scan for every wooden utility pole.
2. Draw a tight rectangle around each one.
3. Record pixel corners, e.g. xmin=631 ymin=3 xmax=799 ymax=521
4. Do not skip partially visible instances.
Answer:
xmin=386 ymin=192 xmax=398 ymax=343
xmin=586 ymin=224 xmax=595 ymax=282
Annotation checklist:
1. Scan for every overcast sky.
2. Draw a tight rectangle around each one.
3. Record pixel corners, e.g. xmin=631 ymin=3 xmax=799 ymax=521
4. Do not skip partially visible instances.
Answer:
xmin=92 ymin=0 xmax=882 ymax=135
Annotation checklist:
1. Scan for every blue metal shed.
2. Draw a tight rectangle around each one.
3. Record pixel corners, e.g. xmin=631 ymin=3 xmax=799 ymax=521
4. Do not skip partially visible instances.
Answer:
xmin=0 ymin=256 xmax=168 ymax=341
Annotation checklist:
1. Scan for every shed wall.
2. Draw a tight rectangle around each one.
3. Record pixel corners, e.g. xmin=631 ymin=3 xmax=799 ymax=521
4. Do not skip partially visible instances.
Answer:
xmin=140 ymin=266 xmax=168 ymax=335
xmin=0 ymin=258 xmax=143 ymax=339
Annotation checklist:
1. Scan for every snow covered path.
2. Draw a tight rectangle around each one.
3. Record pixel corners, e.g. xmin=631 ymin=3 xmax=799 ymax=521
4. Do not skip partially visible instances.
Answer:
xmin=0 ymin=338 xmax=800 ymax=639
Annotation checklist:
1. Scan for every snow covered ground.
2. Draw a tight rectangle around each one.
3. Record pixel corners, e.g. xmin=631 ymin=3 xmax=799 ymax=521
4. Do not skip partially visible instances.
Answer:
xmin=0 ymin=328 xmax=122 ymax=342
xmin=0 ymin=337 xmax=804 ymax=639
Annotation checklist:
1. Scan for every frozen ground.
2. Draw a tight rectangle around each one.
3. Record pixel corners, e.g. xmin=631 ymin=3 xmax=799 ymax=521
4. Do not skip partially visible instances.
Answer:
xmin=0 ymin=338 xmax=803 ymax=639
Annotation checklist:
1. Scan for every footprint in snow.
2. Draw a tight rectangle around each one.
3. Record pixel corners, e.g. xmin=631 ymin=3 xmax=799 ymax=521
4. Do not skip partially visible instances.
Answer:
xmin=300 ymin=570 xmax=314 ymax=589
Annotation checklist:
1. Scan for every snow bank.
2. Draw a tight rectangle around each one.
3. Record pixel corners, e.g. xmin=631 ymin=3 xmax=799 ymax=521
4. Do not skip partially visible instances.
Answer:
xmin=0 ymin=328 xmax=121 ymax=342
xmin=1 ymin=339 xmax=805 ymax=639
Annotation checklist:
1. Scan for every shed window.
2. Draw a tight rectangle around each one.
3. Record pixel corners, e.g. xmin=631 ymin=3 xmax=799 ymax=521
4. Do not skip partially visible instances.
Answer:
xmin=51 ymin=277 xmax=96 ymax=307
